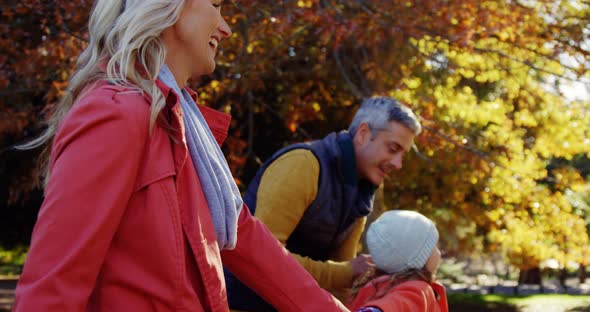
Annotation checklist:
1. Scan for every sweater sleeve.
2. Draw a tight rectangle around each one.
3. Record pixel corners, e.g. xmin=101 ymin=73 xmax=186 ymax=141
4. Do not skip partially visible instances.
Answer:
xmin=331 ymin=217 xmax=367 ymax=261
xmin=254 ymin=149 xmax=354 ymax=290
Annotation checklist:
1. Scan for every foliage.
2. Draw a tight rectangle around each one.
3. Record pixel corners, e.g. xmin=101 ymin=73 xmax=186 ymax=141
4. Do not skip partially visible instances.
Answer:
xmin=0 ymin=245 xmax=27 ymax=276
xmin=213 ymin=0 xmax=590 ymax=269
xmin=1 ymin=0 xmax=589 ymax=270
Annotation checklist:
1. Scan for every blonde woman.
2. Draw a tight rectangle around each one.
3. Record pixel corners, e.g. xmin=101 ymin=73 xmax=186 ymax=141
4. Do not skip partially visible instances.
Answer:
xmin=13 ymin=1 xmax=347 ymax=311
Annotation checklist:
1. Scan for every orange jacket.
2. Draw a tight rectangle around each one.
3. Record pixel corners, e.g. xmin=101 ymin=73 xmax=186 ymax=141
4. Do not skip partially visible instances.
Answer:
xmin=14 ymin=80 xmax=347 ymax=312
xmin=348 ymin=276 xmax=448 ymax=312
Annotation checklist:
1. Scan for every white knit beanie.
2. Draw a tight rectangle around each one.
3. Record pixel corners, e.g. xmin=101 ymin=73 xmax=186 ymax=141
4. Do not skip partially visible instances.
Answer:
xmin=367 ymin=210 xmax=439 ymax=274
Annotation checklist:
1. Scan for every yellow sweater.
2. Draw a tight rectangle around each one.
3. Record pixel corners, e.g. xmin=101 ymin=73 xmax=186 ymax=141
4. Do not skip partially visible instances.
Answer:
xmin=254 ymin=149 xmax=367 ymax=291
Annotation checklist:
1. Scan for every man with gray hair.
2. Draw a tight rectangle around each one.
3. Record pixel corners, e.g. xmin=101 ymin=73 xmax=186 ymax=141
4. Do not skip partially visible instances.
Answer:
xmin=225 ymin=96 xmax=422 ymax=311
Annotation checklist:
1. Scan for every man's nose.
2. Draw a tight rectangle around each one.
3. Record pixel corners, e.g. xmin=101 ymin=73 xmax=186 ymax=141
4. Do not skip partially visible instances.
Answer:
xmin=390 ymin=154 xmax=402 ymax=170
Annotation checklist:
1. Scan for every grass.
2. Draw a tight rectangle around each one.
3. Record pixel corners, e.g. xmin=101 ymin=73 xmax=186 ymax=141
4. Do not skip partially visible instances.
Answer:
xmin=449 ymin=293 xmax=590 ymax=312
xmin=449 ymin=293 xmax=519 ymax=312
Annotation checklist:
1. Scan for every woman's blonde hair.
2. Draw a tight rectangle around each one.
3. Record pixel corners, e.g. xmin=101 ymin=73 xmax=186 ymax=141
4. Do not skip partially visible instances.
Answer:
xmin=19 ymin=0 xmax=185 ymax=187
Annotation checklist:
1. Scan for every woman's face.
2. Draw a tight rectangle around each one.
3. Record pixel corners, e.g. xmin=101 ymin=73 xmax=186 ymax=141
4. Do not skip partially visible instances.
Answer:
xmin=163 ymin=0 xmax=232 ymax=84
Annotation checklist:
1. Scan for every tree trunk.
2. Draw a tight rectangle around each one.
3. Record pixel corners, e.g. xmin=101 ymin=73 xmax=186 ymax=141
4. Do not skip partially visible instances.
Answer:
xmin=558 ymin=267 xmax=568 ymax=292
xmin=518 ymin=267 xmax=542 ymax=284
xmin=518 ymin=267 xmax=544 ymax=293
xmin=579 ymin=264 xmax=587 ymax=284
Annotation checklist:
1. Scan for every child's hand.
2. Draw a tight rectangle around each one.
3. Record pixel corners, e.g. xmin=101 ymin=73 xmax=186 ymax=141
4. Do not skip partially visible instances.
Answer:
xmin=350 ymin=253 xmax=376 ymax=279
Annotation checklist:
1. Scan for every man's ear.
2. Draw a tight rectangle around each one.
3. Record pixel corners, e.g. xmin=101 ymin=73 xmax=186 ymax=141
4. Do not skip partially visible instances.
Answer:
xmin=354 ymin=122 xmax=371 ymax=145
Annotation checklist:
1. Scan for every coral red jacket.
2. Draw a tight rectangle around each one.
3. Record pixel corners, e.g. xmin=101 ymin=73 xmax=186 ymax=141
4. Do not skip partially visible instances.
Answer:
xmin=14 ymin=80 xmax=347 ymax=312
xmin=348 ymin=276 xmax=448 ymax=312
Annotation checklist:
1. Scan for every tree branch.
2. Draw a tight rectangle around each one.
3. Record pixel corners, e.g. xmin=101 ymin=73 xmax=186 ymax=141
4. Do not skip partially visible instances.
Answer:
xmin=422 ymin=124 xmax=492 ymax=162
xmin=332 ymin=48 xmax=364 ymax=97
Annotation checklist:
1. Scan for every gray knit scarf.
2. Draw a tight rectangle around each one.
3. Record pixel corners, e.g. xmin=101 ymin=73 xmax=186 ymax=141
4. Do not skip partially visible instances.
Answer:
xmin=158 ymin=64 xmax=242 ymax=250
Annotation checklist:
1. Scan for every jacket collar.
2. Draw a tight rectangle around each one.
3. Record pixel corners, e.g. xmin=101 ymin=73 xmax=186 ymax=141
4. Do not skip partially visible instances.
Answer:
xmin=153 ymin=79 xmax=197 ymax=109
xmin=97 ymin=60 xmax=198 ymax=107
xmin=97 ymin=61 xmax=231 ymax=145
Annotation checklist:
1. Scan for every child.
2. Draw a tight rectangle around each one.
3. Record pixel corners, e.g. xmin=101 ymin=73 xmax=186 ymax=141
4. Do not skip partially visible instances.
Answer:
xmin=348 ymin=210 xmax=448 ymax=312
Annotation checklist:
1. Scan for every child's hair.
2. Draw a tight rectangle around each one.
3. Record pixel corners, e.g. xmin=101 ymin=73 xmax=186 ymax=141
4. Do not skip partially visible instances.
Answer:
xmin=351 ymin=210 xmax=439 ymax=301
xmin=350 ymin=267 xmax=434 ymax=301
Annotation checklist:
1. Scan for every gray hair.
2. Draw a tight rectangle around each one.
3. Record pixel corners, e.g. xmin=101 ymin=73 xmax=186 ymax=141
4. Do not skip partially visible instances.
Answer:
xmin=348 ymin=96 xmax=422 ymax=137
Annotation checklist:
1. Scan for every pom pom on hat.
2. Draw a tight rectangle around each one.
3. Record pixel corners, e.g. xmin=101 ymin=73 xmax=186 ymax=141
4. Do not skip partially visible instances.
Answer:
xmin=366 ymin=210 xmax=439 ymax=274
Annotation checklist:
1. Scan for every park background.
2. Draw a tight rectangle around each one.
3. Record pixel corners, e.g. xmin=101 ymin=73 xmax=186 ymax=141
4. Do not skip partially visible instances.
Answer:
xmin=1 ymin=0 xmax=589 ymax=311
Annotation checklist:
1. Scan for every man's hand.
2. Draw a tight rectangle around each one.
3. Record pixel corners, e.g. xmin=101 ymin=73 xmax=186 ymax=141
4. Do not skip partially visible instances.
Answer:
xmin=349 ymin=253 xmax=375 ymax=279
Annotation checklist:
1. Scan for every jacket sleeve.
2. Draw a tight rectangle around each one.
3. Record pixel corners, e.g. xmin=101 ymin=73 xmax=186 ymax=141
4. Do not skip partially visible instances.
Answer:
xmin=221 ymin=207 xmax=349 ymax=312
xmin=253 ymin=150 xmax=355 ymax=289
xmin=14 ymin=89 xmax=146 ymax=311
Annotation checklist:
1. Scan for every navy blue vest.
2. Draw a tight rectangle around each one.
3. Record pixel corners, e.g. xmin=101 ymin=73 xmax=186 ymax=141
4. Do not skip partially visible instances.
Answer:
xmin=226 ymin=131 xmax=375 ymax=311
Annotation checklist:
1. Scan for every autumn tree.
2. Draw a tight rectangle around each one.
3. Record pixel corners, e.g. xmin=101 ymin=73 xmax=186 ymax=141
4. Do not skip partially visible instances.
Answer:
xmin=1 ymin=0 xmax=589 ymax=281
xmin=1 ymin=0 xmax=91 ymax=246
xmin=214 ymin=0 xmax=590 ymax=278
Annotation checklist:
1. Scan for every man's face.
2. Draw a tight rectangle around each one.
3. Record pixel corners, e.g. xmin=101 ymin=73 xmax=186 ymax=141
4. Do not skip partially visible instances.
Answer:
xmin=353 ymin=121 xmax=415 ymax=185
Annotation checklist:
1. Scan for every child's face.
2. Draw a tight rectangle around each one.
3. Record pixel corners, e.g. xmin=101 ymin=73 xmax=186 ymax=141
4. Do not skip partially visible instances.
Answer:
xmin=425 ymin=246 xmax=441 ymax=276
